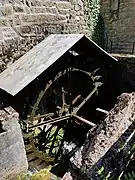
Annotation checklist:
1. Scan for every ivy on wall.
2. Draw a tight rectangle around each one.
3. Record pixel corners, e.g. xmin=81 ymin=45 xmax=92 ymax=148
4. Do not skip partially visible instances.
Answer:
xmin=86 ymin=0 xmax=105 ymax=47
xmin=92 ymin=13 xmax=105 ymax=48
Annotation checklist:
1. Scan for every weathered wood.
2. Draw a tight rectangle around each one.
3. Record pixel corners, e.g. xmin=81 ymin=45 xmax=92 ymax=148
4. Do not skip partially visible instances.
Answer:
xmin=73 ymin=86 xmax=98 ymax=114
xmin=0 ymin=34 xmax=84 ymax=96
xmin=0 ymin=34 xmax=117 ymax=96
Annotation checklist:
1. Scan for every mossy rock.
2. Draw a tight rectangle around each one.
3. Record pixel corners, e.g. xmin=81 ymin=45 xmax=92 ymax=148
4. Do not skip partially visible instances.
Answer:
xmin=31 ymin=169 xmax=57 ymax=180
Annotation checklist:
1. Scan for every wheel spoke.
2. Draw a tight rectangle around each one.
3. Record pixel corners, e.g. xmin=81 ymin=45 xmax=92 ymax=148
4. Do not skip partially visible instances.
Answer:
xmin=62 ymin=87 xmax=66 ymax=106
xmin=72 ymin=95 xmax=81 ymax=105
xmin=73 ymin=86 xmax=98 ymax=114
xmin=72 ymin=114 xmax=96 ymax=127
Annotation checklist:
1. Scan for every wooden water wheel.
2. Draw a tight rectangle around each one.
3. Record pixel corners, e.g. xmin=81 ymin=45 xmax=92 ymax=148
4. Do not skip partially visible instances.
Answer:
xmin=22 ymin=67 xmax=102 ymax=166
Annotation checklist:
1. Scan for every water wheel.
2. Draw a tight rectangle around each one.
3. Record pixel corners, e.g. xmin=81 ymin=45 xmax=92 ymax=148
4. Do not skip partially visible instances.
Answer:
xmin=22 ymin=67 xmax=102 ymax=166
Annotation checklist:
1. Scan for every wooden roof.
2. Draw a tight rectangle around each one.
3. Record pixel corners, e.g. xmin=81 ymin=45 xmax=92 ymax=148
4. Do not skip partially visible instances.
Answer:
xmin=0 ymin=34 xmax=117 ymax=96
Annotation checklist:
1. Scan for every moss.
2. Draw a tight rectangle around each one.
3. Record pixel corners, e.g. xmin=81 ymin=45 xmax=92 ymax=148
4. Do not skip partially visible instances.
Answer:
xmin=17 ymin=173 xmax=31 ymax=180
xmin=17 ymin=167 xmax=60 ymax=180
xmin=31 ymin=169 xmax=54 ymax=180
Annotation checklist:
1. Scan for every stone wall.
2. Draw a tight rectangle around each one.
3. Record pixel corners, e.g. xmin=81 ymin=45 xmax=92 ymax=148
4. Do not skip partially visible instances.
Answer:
xmin=0 ymin=0 xmax=89 ymax=72
xmin=101 ymin=0 xmax=135 ymax=54
xmin=113 ymin=54 xmax=135 ymax=88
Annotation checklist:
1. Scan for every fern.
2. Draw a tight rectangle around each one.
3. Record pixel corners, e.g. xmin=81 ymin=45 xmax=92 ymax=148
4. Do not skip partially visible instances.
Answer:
xmin=124 ymin=171 xmax=135 ymax=180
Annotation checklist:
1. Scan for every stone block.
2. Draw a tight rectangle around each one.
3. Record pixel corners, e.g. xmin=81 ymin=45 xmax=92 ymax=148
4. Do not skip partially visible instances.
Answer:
xmin=13 ymin=13 xmax=22 ymax=25
xmin=22 ymin=13 xmax=67 ymax=24
xmin=2 ymin=27 xmax=17 ymax=38
xmin=71 ymin=0 xmax=78 ymax=5
xmin=56 ymin=2 xmax=71 ymax=10
xmin=58 ymin=8 xmax=70 ymax=15
xmin=13 ymin=5 xmax=25 ymax=13
xmin=30 ymin=7 xmax=46 ymax=13
xmin=42 ymin=1 xmax=55 ymax=7
xmin=0 ymin=109 xmax=28 ymax=180
xmin=24 ymin=6 xmax=31 ymax=14
xmin=74 ymin=4 xmax=81 ymax=11
xmin=21 ymin=14 xmax=37 ymax=23
xmin=3 ymin=4 xmax=13 ymax=16
xmin=19 ymin=25 xmax=31 ymax=34
xmin=46 ymin=6 xmax=58 ymax=14
xmin=12 ymin=0 xmax=24 ymax=5
xmin=30 ymin=0 xmax=42 ymax=6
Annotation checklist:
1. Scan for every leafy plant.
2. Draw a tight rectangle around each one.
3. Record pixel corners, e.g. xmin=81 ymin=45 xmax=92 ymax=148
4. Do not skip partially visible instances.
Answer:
xmin=97 ymin=141 xmax=135 ymax=180
xmin=86 ymin=0 xmax=101 ymax=37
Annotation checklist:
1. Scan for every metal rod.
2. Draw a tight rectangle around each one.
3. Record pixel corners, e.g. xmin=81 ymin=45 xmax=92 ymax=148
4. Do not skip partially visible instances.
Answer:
xmin=73 ymin=86 xmax=97 ymax=114
xmin=72 ymin=114 xmax=96 ymax=127
xmin=29 ymin=115 xmax=70 ymax=129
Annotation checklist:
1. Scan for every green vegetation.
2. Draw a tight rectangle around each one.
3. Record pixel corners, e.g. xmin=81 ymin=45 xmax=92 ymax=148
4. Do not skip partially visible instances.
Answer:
xmin=86 ymin=0 xmax=101 ymax=35
xmin=92 ymin=13 xmax=105 ymax=48
xmin=17 ymin=167 xmax=60 ymax=180
xmin=97 ymin=141 xmax=135 ymax=179
xmin=86 ymin=0 xmax=105 ymax=47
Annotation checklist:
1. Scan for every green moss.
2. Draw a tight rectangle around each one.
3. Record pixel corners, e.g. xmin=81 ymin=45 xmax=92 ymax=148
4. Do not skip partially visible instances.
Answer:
xmin=17 ymin=167 xmax=60 ymax=180
xmin=31 ymin=169 xmax=54 ymax=180
xmin=17 ymin=173 xmax=31 ymax=180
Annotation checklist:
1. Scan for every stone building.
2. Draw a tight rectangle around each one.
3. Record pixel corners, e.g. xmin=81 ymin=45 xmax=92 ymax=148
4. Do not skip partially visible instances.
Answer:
xmin=0 ymin=0 xmax=90 ymax=72
xmin=101 ymin=0 xmax=135 ymax=54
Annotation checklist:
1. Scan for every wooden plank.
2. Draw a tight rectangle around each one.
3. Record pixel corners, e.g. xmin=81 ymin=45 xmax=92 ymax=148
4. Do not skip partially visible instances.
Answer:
xmin=0 ymin=34 xmax=84 ymax=96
